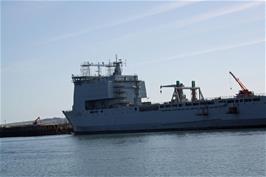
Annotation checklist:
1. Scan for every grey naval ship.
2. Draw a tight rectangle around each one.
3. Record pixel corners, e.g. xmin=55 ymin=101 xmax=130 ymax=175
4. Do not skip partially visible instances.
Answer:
xmin=63 ymin=58 xmax=266 ymax=134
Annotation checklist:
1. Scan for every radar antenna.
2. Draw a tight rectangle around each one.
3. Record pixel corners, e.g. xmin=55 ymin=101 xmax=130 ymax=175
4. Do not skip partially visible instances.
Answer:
xmin=80 ymin=55 xmax=124 ymax=76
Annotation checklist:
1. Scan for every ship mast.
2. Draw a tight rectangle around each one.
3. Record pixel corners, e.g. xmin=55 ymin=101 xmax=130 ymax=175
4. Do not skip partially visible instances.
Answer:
xmin=80 ymin=55 xmax=123 ymax=76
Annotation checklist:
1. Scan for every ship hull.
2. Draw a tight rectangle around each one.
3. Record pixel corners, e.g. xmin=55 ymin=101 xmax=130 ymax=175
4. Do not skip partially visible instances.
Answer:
xmin=71 ymin=119 xmax=266 ymax=135
xmin=63 ymin=97 xmax=266 ymax=134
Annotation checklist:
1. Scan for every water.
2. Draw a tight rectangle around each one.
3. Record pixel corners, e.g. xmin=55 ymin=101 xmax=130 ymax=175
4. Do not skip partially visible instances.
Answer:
xmin=1 ymin=129 xmax=266 ymax=177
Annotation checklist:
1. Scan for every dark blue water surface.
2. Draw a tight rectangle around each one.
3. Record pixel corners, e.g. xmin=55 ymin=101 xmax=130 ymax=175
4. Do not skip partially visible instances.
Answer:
xmin=1 ymin=129 xmax=265 ymax=177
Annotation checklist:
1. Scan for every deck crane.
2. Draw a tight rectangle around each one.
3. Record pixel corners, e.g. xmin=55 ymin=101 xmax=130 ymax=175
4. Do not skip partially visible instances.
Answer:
xmin=33 ymin=117 xmax=40 ymax=125
xmin=229 ymin=71 xmax=253 ymax=96
xmin=160 ymin=81 xmax=204 ymax=103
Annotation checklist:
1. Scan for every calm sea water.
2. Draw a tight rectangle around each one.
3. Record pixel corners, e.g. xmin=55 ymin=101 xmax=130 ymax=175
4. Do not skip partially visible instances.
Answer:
xmin=1 ymin=129 xmax=265 ymax=177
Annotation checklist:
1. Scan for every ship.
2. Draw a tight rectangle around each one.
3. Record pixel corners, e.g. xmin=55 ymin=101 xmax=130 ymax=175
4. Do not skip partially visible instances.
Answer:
xmin=63 ymin=57 xmax=266 ymax=134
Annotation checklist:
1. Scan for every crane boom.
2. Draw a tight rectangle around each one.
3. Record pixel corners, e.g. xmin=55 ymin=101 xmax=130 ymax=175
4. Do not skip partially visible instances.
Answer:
xmin=229 ymin=71 xmax=253 ymax=96
xmin=229 ymin=71 xmax=248 ymax=91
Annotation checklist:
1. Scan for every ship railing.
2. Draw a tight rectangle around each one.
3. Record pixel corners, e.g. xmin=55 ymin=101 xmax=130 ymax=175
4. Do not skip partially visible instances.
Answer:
xmin=256 ymin=93 xmax=266 ymax=96
xmin=72 ymin=75 xmax=109 ymax=82
xmin=71 ymin=75 xmax=139 ymax=82
xmin=204 ymin=93 xmax=266 ymax=100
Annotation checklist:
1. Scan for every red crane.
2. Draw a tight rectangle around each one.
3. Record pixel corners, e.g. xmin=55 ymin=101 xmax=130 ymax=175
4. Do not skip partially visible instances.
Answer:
xmin=229 ymin=71 xmax=253 ymax=96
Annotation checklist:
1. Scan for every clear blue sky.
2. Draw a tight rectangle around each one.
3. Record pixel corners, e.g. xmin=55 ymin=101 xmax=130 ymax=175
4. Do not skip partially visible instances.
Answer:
xmin=1 ymin=1 xmax=265 ymax=123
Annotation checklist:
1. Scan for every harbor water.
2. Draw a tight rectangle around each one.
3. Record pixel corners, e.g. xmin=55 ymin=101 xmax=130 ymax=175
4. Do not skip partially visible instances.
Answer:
xmin=1 ymin=129 xmax=265 ymax=177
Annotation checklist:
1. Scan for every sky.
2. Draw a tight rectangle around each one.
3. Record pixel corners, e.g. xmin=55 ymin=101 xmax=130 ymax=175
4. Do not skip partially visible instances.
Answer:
xmin=1 ymin=0 xmax=265 ymax=123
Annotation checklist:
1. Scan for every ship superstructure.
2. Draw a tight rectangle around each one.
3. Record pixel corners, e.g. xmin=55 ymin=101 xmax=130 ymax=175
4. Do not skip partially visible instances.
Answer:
xmin=71 ymin=59 xmax=146 ymax=112
xmin=63 ymin=57 xmax=266 ymax=134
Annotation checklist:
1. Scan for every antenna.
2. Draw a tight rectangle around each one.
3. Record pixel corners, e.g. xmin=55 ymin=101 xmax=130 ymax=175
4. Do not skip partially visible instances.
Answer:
xmin=80 ymin=56 xmax=125 ymax=77
xmin=107 ymin=59 xmax=112 ymax=76
xmin=96 ymin=62 xmax=101 ymax=76
xmin=81 ymin=61 xmax=91 ymax=76
xmin=115 ymin=54 xmax=118 ymax=62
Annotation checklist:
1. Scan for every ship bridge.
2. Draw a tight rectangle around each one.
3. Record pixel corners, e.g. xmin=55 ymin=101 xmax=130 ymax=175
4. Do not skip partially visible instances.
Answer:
xmin=71 ymin=58 xmax=147 ymax=111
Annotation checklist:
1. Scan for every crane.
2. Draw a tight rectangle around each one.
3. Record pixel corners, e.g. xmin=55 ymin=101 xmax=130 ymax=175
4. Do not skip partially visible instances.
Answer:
xmin=160 ymin=81 xmax=204 ymax=103
xmin=33 ymin=117 xmax=40 ymax=125
xmin=229 ymin=71 xmax=253 ymax=96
